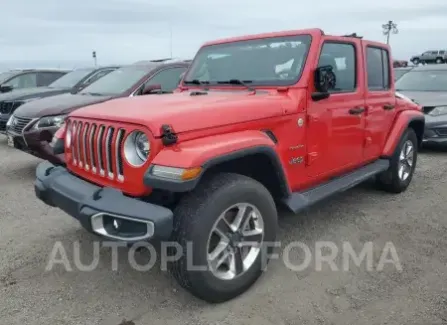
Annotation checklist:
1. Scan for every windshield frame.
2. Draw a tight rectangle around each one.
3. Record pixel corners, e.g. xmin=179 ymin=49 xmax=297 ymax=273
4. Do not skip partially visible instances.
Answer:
xmin=79 ymin=65 xmax=153 ymax=96
xmin=47 ymin=68 xmax=96 ymax=89
xmin=395 ymin=69 xmax=447 ymax=92
xmin=182 ymin=34 xmax=313 ymax=88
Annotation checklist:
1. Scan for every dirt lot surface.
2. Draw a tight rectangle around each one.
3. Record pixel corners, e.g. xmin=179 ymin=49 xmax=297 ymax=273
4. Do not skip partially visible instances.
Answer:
xmin=0 ymin=135 xmax=446 ymax=325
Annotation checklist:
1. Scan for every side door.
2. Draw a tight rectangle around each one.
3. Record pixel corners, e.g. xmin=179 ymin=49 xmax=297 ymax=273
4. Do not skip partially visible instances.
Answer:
xmin=420 ymin=51 xmax=432 ymax=62
xmin=2 ymin=72 xmax=38 ymax=90
xmin=140 ymin=66 xmax=188 ymax=94
xmin=307 ymin=38 xmax=366 ymax=177
xmin=363 ymin=44 xmax=396 ymax=161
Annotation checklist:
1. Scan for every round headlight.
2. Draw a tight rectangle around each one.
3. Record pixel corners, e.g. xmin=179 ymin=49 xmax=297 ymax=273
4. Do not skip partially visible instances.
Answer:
xmin=124 ymin=131 xmax=151 ymax=167
xmin=135 ymin=132 xmax=150 ymax=161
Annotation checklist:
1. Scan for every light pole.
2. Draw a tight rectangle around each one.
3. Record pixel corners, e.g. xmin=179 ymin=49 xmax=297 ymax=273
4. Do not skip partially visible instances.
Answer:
xmin=92 ymin=51 xmax=97 ymax=67
xmin=382 ymin=20 xmax=398 ymax=45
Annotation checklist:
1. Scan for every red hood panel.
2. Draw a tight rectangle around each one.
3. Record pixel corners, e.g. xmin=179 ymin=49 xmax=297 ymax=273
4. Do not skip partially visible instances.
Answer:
xmin=70 ymin=90 xmax=287 ymax=136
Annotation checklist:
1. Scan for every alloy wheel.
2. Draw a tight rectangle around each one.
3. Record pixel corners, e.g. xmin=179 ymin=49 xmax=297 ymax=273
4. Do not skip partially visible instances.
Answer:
xmin=398 ymin=140 xmax=414 ymax=181
xmin=206 ymin=203 xmax=264 ymax=281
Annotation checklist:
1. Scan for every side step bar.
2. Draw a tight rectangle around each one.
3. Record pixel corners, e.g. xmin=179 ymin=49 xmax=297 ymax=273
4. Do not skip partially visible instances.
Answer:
xmin=283 ymin=159 xmax=390 ymax=213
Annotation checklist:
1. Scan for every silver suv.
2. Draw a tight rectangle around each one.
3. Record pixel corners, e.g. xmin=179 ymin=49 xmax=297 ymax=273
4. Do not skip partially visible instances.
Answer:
xmin=410 ymin=50 xmax=447 ymax=65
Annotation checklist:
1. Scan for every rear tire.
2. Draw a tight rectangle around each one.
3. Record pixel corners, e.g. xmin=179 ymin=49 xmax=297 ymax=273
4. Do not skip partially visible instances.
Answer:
xmin=436 ymin=57 xmax=443 ymax=64
xmin=376 ymin=128 xmax=418 ymax=193
xmin=169 ymin=173 xmax=277 ymax=303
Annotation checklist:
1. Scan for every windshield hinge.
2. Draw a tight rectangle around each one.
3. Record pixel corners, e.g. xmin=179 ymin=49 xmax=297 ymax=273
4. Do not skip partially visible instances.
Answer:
xmin=160 ymin=124 xmax=178 ymax=146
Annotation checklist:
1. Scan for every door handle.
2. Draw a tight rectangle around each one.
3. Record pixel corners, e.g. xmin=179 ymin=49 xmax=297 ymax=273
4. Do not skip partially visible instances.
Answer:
xmin=383 ymin=104 xmax=395 ymax=110
xmin=349 ymin=107 xmax=365 ymax=115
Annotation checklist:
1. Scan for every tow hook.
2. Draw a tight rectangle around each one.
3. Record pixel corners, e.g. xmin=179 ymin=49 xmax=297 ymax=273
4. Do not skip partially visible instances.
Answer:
xmin=160 ymin=124 xmax=177 ymax=146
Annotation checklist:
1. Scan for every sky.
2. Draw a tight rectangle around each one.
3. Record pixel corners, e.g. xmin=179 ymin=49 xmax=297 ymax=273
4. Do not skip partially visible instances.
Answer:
xmin=1 ymin=0 xmax=447 ymax=70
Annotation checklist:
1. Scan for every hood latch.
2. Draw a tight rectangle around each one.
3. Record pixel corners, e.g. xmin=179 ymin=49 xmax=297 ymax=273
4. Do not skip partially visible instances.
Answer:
xmin=160 ymin=124 xmax=178 ymax=146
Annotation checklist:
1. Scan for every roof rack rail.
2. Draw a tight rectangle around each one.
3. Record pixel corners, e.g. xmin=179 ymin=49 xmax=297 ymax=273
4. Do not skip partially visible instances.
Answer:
xmin=342 ymin=33 xmax=363 ymax=39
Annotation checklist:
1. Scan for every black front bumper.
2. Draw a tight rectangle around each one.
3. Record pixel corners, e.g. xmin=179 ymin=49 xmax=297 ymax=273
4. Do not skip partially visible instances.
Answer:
xmin=35 ymin=161 xmax=174 ymax=241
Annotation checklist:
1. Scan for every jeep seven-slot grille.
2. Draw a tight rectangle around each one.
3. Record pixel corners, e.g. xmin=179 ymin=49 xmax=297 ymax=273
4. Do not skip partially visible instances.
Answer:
xmin=69 ymin=120 xmax=126 ymax=181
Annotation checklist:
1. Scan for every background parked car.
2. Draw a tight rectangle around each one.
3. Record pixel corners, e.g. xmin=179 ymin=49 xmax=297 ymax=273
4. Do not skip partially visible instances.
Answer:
xmin=0 ymin=69 xmax=68 ymax=93
xmin=395 ymin=64 xmax=447 ymax=146
xmin=5 ymin=60 xmax=190 ymax=164
xmin=394 ymin=66 xmax=413 ymax=81
xmin=410 ymin=50 xmax=447 ymax=65
xmin=393 ymin=60 xmax=408 ymax=68
xmin=0 ymin=66 xmax=119 ymax=134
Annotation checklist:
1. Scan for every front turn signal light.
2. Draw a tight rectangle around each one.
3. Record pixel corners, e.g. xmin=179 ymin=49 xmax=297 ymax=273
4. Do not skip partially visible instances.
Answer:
xmin=151 ymin=165 xmax=202 ymax=181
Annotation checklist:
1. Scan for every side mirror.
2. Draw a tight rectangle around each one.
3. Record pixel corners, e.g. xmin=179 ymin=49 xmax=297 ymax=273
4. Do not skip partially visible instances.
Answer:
xmin=0 ymin=85 xmax=13 ymax=93
xmin=142 ymin=84 xmax=162 ymax=95
xmin=311 ymin=65 xmax=336 ymax=101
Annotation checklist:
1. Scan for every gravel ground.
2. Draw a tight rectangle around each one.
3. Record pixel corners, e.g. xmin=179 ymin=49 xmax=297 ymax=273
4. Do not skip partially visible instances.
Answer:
xmin=0 ymin=135 xmax=446 ymax=325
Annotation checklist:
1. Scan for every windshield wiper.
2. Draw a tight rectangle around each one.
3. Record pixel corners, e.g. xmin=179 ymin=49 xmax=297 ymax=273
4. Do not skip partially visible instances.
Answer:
xmin=183 ymin=79 xmax=210 ymax=85
xmin=81 ymin=92 xmax=104 ymax=96
xmin=216 ymin=79 xmax=255 ymax=92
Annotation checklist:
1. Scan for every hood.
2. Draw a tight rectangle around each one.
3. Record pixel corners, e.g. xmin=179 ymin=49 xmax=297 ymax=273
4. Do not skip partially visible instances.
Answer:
xmin=396 ymin=90 xmax=447 ymax=107
xmin=0 ymin=87 xmax=70 ymax=102
xmin=14 ymin=93 xmax=114 ymax=118
xmin=71 ymin=90 xmax=294 ymax=136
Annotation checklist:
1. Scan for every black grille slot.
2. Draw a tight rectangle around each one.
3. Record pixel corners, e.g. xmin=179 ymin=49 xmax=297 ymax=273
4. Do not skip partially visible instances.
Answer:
xmin=105 ymin=127 xmax=115 ymax=176
xmin=115 ymin=129 xmax=125 ymax=179
xmin=89 ymin=124 xmax=97 ymax=172
xmin=97 ymin=125 xmax=106 ymax=173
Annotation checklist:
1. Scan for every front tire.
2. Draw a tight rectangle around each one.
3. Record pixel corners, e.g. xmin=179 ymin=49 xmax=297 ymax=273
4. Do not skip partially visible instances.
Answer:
xmin=436 ymin=57 xmax=443 ymax=64
xmin=412 ymin=58 xmax=420 ymax=65
xmin=169 ymin=173 xmax=278 ymax=303
xmin=376 ymin=128 xmax=418 ymax=193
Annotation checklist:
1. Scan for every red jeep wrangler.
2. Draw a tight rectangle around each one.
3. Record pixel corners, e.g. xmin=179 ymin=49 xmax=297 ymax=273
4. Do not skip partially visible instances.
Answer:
xmin=35 ymin=29 xmax=424 ymax=303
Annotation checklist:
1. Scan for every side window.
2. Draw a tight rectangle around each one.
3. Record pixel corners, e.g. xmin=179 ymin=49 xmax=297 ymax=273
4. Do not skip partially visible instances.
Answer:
xmin=144 ymin=67 xmax=188 ymax=92
xmin=37 ymin=72 xmax=65 ymax=86
xmin=366 ymin=47 xmax=390 ymax=91
xmin=317 ymin=42 xmax=356 ymax=92
xmin=430 ymin=51 xmax=438 ymax=55
xmin=3 ymin=73 xmax=38 ymax=89
xmin=439 ymin=50 xmax=445 ymax=55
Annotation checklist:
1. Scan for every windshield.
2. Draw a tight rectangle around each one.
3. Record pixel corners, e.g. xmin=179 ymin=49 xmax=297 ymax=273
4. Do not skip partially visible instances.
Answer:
xmin=0 ymin=71 xmax=16 ymax=83
xmin=184 ymin=34 xmax=312 ymax=86
xmin=395 ymin=70 xmax=447 ymax=91
xmin=48 ymin=68 xmax=95 ymax=88
xmin=80 ymin=66 xmax=151 ymax=95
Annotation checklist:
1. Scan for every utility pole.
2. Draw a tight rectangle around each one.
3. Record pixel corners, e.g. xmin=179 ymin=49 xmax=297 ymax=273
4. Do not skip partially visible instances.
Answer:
xmin=382 ymin=20 xmax=398 ymax=45
xmin=92 ymin=51 xmax=97 ymax=67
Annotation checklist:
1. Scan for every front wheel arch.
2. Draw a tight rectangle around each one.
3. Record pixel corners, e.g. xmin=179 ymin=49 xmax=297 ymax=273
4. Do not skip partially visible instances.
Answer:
xmin=144 ymin=146 xmax=291 ymax=200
